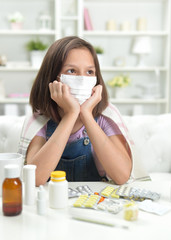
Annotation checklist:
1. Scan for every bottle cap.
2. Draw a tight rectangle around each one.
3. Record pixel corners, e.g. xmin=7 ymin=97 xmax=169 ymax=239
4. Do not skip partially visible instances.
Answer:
xmin=51 ymin=171 xmax=66 ymax=182
xmin=23 ymin=164 xmax=37 ymax=171
xmin=37 ymin=185 xmax=46 ymax=200
xmin=4 ymin=164 xmax=20 ymax=179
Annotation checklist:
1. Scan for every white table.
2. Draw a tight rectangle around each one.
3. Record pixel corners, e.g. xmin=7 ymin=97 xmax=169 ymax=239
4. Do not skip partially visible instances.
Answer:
xmin=0 ymin=180 xmax=171 ymax=240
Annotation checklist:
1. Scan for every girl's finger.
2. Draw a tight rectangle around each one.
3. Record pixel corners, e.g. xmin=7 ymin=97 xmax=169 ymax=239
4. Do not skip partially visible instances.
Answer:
xmin=49 ymin=80 xmax=58 ymax=94
xmin=93 ymin=84 xmax=102 ymax=92
xmin=49 ymin=82 xmax=53 ymax=94
xmin=92 ymin=85 xmax=102 ymax=98
xmin=62 ymin=83 xmax=70 ymax=95
xmin=55 ymin=81 xmax=62 ymax=96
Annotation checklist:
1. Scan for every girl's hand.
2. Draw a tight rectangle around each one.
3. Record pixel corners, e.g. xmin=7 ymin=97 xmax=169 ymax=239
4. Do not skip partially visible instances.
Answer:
xmin=49 ymin=81 xmax=80 ymax=116
xmin=80 ymin=85 xmax=102 ymax=118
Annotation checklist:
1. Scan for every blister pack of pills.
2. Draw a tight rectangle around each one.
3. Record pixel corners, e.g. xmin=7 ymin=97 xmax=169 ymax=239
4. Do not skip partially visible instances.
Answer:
xmin=100 ymin=185 xmax=120 ymax=199
xmin=97 ymin=199 xmax=122 ymax=214
xmin=73 ymin=194 xmax=123 ymax=214
xmin=138 ymin=199 xmax=171 ymax=216
xmin=68 ymin=188 xmax=81 ymax=198
xmin=76 ymin=185 xmax=94 ymax=195
xmin=100 ymin=185 xmax=160 ymax=201
xmin=117 ymin=185 xmax=160 ymax=201
xmin=73 ymin=194 xmax=100 ymax=208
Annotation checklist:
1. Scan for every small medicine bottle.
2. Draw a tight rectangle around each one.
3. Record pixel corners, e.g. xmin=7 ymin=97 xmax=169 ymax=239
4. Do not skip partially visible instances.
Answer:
xmin=36 ymin=185 xmax=46 ymax=216
xmin=124 ymin=201 xmax=138 ymax=221
xmin=2 ymin=164 xmax=22 ymax=216
xmin=49 ymin=170 xmax=68 ymax=209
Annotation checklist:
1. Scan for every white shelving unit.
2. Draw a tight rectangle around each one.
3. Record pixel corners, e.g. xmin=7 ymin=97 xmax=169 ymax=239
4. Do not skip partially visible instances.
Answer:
xmin=55 ymin=0 xmax=83 ymax=38
xmin=0 ymin=98 xmax=29 ymax=104
xmin=0 ymin=0 xmax=170 ymax=116
xmin=79 ymin=0 xmax=171 ymax=115
xmin=0 ymin=30 xmax=56 ymax=35
xmin=0 ymin=0 xmax=58 ymax=115
xmin=83 ymin=30 xmax=169 ymax=36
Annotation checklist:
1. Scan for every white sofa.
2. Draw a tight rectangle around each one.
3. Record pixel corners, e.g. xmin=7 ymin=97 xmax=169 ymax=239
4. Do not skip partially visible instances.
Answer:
xmin=123 ymin=114 xmax=171 ymax=181
xmin=0 ymin=114 xmax=171 ymax=181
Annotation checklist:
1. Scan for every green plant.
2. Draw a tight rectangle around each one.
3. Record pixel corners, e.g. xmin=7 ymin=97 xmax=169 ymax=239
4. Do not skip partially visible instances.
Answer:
xmin=26 ymin=39 xmax=48 ymax=51
xmin=94 ymin=46 xmax=104 ymax=54
xmin=107 ymin=74 xmax=131 ymax=88
xmin=8 ymin=12 xmax=24 ymax=23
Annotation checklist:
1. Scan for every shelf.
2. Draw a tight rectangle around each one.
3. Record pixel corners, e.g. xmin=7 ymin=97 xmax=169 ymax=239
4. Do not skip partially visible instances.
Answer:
xmin=110 ymin=98 xmax=167 ymax=104
xmin=101 ymin=66 xmax=168 ymax=72
xmin=0 ymin=65 xmax=39 ymax=72
xmin=60 ymin=16 xmax=79 ymax=21
xmin=85 ymin=0 xmax=166 ymax=4
xmin=0 ymin=98 xmax=29 ymax=104
xmin=83 ymin=30 xmax=169 ymax=37
xmin=0 ymin=29 xmax=56 ymax=36
xmin=0 ymin=65 xmax=167 ymax=72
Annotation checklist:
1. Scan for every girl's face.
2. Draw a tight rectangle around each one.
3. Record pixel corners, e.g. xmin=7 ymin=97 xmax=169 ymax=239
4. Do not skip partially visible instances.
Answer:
xmin=60 ymin=48 xmax=96 ymax=77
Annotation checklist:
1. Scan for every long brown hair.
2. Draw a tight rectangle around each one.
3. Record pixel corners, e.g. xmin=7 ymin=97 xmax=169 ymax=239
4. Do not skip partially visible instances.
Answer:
xmin=30 ymin=36 xmax=108 ymax=121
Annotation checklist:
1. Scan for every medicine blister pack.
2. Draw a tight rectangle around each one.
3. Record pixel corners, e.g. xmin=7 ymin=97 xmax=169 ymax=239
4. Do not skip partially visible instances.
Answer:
xmin=100 ymin=185 xmax=120 ymax=198
xmin=100 ymin=185 xmax=160 ymax=201
xmin=117 ymin=186 xmax=160 ymax=201
xmin=76 ymin=185 xmax=94 ymax=195
xmin=68 ymin=185 xmax=93 ymax=198
xmin=73 ymin=194 xmax=100 ymax=208
xmin=72 ymin=185 xmax=123 ymax=214
xmin=68 ymin=188 xmax=81 ymax=198
xmin=97 ymin=199 xmax=122 ymax=214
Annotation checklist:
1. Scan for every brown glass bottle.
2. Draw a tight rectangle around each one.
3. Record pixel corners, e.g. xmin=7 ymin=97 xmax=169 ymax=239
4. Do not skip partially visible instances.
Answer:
xmin=2 ymin=165 xmax=22 ymax=216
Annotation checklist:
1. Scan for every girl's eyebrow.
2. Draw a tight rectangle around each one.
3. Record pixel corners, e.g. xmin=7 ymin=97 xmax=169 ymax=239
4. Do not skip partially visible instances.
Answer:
xmin=63 ymin=64 xmax=75 ymax=66
xmin=63 ymin=64 xmax=95 ymax=68
xmin=85 ymin=64 xmax=95 ymax=68
xmin=63 ymin=64 xmax=77 ymax=68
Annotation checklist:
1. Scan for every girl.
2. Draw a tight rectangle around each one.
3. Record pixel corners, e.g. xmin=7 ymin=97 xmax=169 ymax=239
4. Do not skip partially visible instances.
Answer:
xmin=19 ymin=36 xmax=149 ymax=186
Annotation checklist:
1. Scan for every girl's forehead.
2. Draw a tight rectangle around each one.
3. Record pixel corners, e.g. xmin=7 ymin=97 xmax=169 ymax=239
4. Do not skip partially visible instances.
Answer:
xmin=67 ymin=48 xmax=92 ymax=56
xmin=64 ymin=48 xmax=94 ymax=64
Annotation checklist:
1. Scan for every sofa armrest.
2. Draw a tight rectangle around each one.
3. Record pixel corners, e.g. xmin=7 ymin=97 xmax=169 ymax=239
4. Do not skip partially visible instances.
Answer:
xmin=0 ymin=116 xmax=25 ymax=153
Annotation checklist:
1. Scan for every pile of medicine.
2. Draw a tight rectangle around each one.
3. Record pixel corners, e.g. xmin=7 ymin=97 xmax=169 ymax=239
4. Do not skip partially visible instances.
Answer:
xmin=71 ymin=185 xmax=122 ymax=215
xmin=3 ymin=164 xmax=166 ymax=222
xmin=70 ymin=184 xmax=161 ymax=221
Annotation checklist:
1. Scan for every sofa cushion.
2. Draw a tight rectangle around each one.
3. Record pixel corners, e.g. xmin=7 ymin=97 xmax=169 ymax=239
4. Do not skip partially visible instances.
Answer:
xmin=150 ymin=172 xmax=171 ymax=181
xmin=123 ymin=114 xmax=171 ymax=174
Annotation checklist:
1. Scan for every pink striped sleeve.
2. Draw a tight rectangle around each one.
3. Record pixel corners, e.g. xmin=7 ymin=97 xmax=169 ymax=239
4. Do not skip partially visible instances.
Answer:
xmin=36 ymin=124 xmax=47 ymax=139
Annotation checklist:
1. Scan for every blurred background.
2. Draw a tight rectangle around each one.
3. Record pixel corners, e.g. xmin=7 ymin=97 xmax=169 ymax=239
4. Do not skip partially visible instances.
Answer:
xmin=0 ymin=0 xmax=170 ymax=116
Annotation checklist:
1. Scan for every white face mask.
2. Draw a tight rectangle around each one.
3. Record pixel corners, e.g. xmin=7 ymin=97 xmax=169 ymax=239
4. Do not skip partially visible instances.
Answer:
xmin=60 ymin=74 xmax=97 ymax=104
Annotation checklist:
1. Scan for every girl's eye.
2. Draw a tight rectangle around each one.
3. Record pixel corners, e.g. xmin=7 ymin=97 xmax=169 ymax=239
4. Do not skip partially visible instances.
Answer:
xmin=67 ymin=69 xmax=76 ymax=74
xmin=87 ymin=70 xmax=95 ymax=75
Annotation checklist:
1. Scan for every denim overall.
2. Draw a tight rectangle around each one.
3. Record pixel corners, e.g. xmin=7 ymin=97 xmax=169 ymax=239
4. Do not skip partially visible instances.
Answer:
xmin=46 ymin=119 xmax=105 ymax=182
